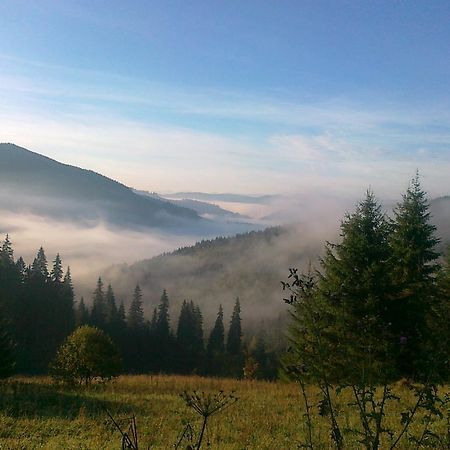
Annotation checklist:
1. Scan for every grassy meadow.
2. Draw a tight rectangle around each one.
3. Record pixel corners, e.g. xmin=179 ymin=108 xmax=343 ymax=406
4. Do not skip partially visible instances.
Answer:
xmin=0 ymin=375 xmax=448 ymax=449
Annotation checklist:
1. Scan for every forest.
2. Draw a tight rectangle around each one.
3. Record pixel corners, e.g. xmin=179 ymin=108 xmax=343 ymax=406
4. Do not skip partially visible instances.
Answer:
xmin=0 ymin=238 xmax=276 ymax=379
xmin=0 ymin=175 xmax=450 ymax=448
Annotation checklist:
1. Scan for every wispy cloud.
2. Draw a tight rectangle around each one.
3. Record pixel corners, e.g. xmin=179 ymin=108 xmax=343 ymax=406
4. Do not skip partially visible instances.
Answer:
xmin=1 ymin=54 xmax=450 ymax=197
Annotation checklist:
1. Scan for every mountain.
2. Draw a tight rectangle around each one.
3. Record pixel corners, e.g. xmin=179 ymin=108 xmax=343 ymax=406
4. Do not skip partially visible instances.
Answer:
xmin=100 ymin=226 xmax=319 ymax=326
xmin=100 ymin=195 xmax=450 ymax=326
xmin=134 ymin=190 xmax=250 ymax=221
xmin=0 ymin=143 xmax=211 ymax=231
xmin=165 ymin=192 xmax=277 ymax=204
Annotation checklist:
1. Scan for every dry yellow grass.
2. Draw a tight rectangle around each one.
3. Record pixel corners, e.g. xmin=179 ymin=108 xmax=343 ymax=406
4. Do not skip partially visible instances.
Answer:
xmin=0 ymin=375 xmax=448 ymax=449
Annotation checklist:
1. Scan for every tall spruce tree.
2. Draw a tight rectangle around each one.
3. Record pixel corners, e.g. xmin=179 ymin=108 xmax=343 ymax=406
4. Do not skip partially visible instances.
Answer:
xmin=50 ymin=254 xmax=63 ymax=283
xmin=227 ymin=298 xmax=242 ymax=355
xmin=76 ymin=297 xmax=90 ymax=326
xmin=0 ymin=234 xmax=14 ymax=264
xmin=105 ymin=284 xmax=118 ymax=325
xmin=434 ymin=247 xmax=450 ymax=380
xmin=156 ymin=289 xmax=170 ymax=340
xmin=208 ymin=304 xmax=225 ymax=355
xmin=389 ymin=174 xmax=440 ymax=377
xmin=31 ymin=247 xmax=49 ymax=279
xmin=91 ymin=277 xmax=106 ymax=328
xmin=128 ymin=284 xmax=144 ymax=329
xmin=207 ymin=304 xmax=225 ymax=375
xmin=61 ymin=266 xmax=75 ymax=335
xmin=316 ymin=191 xmax=396 ymax=382
xmin=176 ymin=300 xmax=204 ymax=373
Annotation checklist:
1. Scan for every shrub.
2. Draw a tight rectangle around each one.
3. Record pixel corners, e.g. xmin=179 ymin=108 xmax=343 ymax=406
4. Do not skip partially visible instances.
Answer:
xmin=51 ymin=325 xmax=121 ymax=385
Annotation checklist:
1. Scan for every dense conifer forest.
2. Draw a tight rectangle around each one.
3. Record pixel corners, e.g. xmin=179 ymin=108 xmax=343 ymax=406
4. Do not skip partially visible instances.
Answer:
xmin=0 ymin=239 xmax=276 ymax=378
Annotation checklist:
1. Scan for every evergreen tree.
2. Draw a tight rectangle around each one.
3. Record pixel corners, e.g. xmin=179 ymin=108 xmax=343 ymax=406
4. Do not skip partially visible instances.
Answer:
xmin=117 ymin=301 xmax=126 ymax=325
xmin=150 ymin=307 xmax=158 ymax=334
xmin=434 ymin=247 xmax=450 ymax=380
xmin=105 ymin=284 xmax=118 ymax=325
xmin=0 ymin=234 xmax=14 ymax=264
xmin=156 ymin=289 xmax=170 ymax=340
xmin=15 ymin=257 xmax=26 ymax=281
xmin=389 ymin=174 xmax=441 ymax=377
xmin=76 ymin=297 xmax=90 ymax=326
xmin=31 ymin=247 xmax=49 ymax=279
xmin=128 ymin=285 xmax=144 ymax=329
xmin=227 ymin=298 xmax=242 ymax=355
xmin=316 ymin=191 xmax=396 ymax=382
xmin=207 ymin=304 xmax=225 ymax=355
xmin=61 ymin=267 xmax=75 ymax=334
xmin=207 ymin=304 xmax=225 ymax=375
xmin=50 ymin=254 xmax=63 ymax=283
xmin=176 ymin=300 xmax=204 ymax=373
xmin=91 ymin=277 xmax=106 ymax=328
xmin=153 ymin=290 xmax=173 ymax=372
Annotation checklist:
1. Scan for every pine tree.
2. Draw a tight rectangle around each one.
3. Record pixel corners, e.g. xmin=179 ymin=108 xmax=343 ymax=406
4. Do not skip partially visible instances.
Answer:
xmin=156 ymin=289 xmax=170 ymax=340
xmin=150 ymin=307 xmax=158 ymax=334
xmin=118 ymin=301 xmax=126 ymax=324
xmin=31 ymin=247 xmax=49 ymax=279
xmin=389 ymin=174 xmax=441 ymax=377
xmin=91 ymin=277 xmax=106 ymax=328
xmin=61 ymin=266 xmax=75 ymax=334
xmin=15 ymin=257 xmax=26 ymax=281
xmin=207 ymin=305 xmax=225 ymax=375
xmin=316 ymin=191 xmax=396 ymax=382
xmin=434 ymin=247 xmax=450 ymax=380
xmin=105 ymin=284 xmax=118 ymax=325
xmin=128 ymin=284 xmax=144 ymax=329
xmin=0 ymin=234 xmax=14 ymax=264
xmin=207 ymin=305 xmax=225 ymax=355
xmin=227 ymin=298 xmax=242 ymax=355
xmin=176 ymin=300 xmax=204 ymax=373
xmin=76 ymin=297 xmax=90 ymax=326
xmin=50 ymin=254 xmax=63 ymax=283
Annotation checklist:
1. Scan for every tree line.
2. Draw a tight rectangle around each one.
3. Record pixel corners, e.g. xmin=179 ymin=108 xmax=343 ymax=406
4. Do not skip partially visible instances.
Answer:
xmin=0 ymin=244 xmax=275 ymax=378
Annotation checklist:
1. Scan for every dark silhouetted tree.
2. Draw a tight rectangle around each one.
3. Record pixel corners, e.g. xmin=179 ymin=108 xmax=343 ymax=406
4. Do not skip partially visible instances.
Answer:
xmin=91 ymin=277 xmax=106 ymax=328
xmin=76 ymin=297 xmax=89 ymax=326
xmin=50 ymin=253 xmax=63 ymax=283
xmin=207 ymin=304 xmax=225 ymax=375
xmin=128 ymin=285 xmax=144 ymax=330
xmin=227 ymin=298 xmax=242 ymax=355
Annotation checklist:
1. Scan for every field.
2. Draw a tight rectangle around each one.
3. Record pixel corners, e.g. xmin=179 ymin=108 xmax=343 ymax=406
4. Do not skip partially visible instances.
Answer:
xmin=0 ymin=375 xmax=448 ymax=449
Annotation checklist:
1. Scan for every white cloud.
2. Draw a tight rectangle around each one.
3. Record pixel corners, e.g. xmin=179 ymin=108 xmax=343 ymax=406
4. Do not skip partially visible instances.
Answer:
xmin=1 ymin=54 xmax=450 ymax=197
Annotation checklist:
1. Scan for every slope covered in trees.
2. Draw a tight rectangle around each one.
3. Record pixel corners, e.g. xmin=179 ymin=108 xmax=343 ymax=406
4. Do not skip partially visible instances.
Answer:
xmin=101 ymin=226 xmax=316 ymax=327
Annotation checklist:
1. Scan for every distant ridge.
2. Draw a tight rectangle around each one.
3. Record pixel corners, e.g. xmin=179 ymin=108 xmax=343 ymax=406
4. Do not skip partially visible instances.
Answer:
xmin=0 ymin=143 xmax=202 ymax=231
xmin=165 ymin=192 xmax=276 ymax=204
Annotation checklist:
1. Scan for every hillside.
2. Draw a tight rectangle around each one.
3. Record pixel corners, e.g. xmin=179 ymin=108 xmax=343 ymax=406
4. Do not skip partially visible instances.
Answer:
xmin=101 ymin=226 xmax=321 ymax=327
xmin=100 ymin=195 xmax=450 ymax=327
xmin=0 ymin=143 xmax=206 ymax=231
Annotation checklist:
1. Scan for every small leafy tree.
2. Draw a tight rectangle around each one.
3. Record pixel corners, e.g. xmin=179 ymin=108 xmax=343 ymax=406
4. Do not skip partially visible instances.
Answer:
xmin=51 ymin=325 xmax=121 ymax=385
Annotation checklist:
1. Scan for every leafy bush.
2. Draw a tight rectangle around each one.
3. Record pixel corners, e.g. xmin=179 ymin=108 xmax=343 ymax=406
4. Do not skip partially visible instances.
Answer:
xmin=51 ymin=325 xmax=121 ymax=385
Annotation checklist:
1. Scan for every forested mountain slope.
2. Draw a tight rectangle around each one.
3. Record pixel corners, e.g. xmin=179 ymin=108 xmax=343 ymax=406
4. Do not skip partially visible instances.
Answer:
xmin=101 ymin=196 xmax=450 ymax=326
xmin=101 ymin=226 xmax=319 ymax=326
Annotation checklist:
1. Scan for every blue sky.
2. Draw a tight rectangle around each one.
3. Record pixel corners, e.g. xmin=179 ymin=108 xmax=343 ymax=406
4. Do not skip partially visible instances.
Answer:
xmin=1 ymin=0 xmax=449 ymax=197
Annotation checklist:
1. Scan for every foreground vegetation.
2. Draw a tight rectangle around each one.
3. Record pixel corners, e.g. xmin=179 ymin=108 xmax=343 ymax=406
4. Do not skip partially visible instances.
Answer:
xmin=0 ymin=375 xmax=448 ymax=449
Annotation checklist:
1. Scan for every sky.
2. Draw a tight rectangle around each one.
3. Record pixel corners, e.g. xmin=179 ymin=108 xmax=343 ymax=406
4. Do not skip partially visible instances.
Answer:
xmin=1 ymin=0 xmax=449 ymax=198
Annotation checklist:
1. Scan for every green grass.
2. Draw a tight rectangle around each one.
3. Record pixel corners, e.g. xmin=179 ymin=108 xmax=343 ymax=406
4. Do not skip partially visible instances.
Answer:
xmin=0 ymin=375 xmax=448 ymax=449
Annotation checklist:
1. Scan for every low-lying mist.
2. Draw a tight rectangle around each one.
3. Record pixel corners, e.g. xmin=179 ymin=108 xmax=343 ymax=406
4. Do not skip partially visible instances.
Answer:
xmin=2 ymin=190 xmax=449 ymax=333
